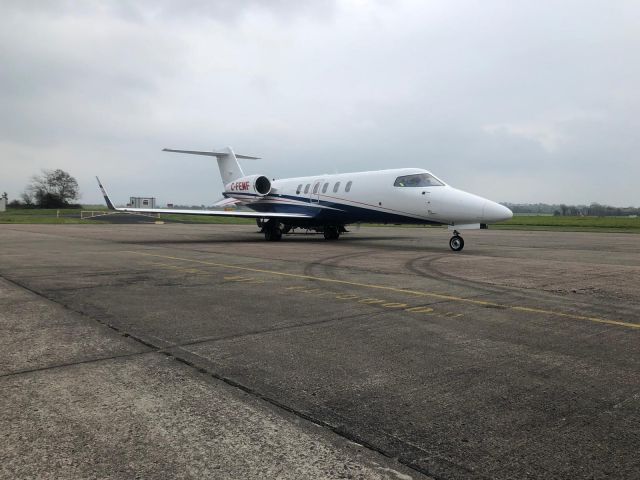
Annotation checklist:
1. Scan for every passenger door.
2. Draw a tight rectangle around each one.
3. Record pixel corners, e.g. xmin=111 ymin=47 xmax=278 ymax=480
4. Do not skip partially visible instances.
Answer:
xmin=310 ymin=179 xmax=324 ymax=204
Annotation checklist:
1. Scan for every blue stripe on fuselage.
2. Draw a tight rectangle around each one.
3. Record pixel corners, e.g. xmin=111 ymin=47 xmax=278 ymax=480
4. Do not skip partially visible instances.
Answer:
xmin=226 ymin=192 xmax=443 ymax=225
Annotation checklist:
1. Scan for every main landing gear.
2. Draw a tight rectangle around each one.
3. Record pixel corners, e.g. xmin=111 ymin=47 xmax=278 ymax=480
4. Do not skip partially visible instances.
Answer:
xmin=263 ymin=219 xmax=282 ymax=241
xmin=262 ymin=222 xmax=344 ymax=242
xmin=323 ymin=226 xmax=340 ymax=240
xmin=449 ymin=230 xmax=464 ymax=252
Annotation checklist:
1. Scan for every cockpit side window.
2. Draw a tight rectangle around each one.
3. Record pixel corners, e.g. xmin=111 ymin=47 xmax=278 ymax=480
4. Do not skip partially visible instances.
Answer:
xmin=393 ymin=173 xmax=443 ymax=187
xmin=304 ymin=184 xmax=310 ymax=194
xmin=296 ymin=184 xmax=302 ymax=194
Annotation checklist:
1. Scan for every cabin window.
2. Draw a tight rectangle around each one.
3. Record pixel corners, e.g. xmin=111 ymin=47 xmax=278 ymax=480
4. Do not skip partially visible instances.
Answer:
xmin=322 ymin=182 xmax=329 ymax=193
xmin=304 ymin=184 xmax=310 ymax=194
xmin=296 ymin=184 xmax=302 ymax=194
xmin=345 ymin=181 xmax=353 ymax=192
xmin=393 ymin=173 xmax=443 ymax=187
xmin=333 ymin=182 xmax=340 ymax=193
xmin=313 ymin=183 xmax=320 ymax=194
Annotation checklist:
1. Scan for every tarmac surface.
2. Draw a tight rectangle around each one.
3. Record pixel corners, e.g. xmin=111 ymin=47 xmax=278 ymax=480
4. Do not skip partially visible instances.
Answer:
xmin=1 ymin=223 xmax=638 ymax=479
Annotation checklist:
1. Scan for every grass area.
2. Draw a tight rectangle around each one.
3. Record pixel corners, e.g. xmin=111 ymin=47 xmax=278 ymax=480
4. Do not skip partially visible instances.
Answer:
xmin=2 ymin=208 xmax=638 ymax=232
xmin=0 ymin=208 xmax=256 ymax=225
xmin=493 ymin=215 xmax=640 ymax=232
xmin=0 ymin=208 xmax=94 ymax=224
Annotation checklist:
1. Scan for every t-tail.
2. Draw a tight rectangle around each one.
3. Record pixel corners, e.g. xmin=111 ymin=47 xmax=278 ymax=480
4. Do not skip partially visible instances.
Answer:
xmin=162 ymin=147 xmax=260 ymax=188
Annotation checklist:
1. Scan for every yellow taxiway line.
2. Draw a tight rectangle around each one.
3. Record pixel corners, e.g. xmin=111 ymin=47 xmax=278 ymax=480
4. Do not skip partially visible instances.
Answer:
xmin=123 ymin=250 xmax=639 ymax=330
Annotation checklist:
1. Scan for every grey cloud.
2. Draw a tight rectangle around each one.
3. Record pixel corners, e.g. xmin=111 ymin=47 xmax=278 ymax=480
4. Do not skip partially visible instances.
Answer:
xmin=1 ymin=1 xmax=639 ymax=206
xmin=1 ymin=0 xmax=337 ymax=24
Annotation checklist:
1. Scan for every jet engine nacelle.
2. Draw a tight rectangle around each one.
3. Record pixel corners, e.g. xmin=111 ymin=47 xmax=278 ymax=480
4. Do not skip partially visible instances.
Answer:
xmin=225 ymin=175 xmax=272 ymax=196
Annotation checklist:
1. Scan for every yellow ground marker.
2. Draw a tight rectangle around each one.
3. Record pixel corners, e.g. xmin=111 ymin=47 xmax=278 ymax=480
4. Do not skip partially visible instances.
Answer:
xmin=122 ymin=250 xmax=640 ymax=330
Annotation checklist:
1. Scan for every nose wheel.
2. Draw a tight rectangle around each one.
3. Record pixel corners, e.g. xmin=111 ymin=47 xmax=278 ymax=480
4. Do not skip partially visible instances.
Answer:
xmin=449 ymin=230 xmax=464 ymax=252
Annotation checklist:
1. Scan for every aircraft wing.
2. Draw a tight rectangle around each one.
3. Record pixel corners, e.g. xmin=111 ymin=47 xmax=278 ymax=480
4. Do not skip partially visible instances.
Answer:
xmin=96 ymin=177 xmax=313 ymax=219
xmin=109 ymin=207 xmax=312 ymax=219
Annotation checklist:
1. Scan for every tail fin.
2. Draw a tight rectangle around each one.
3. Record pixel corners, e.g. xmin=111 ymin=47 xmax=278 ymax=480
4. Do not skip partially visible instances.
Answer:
xmin=163 ymin=147 xmax=260 ymax=186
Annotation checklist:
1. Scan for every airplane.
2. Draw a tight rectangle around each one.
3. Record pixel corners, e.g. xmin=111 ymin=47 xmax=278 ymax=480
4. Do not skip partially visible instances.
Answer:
xmin=97 ymin=146 xmax=512 ymax=251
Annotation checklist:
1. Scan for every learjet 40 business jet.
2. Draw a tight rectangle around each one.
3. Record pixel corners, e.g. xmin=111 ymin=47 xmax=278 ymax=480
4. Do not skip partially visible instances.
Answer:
xmin=97 ymin=147 xmax=512 ymax=251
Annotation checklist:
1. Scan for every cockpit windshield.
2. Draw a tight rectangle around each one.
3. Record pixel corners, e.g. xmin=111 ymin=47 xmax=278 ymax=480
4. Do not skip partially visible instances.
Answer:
xmin=393 ymin=173 xmax=444 ymax=187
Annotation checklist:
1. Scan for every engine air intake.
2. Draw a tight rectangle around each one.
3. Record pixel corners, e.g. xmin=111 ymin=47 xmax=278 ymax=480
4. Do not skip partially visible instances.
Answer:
xmin=255 ymin=176 xmax=271 ymax=195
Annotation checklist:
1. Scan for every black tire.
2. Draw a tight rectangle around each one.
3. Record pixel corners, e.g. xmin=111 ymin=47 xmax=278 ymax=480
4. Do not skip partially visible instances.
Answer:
xmin=323 ymin=226 xmax=340 ymax=240
xmin=265 ymin=227 xmax=282 ymax=242
xmin=449 ymin=235 xmax=464 ymax=252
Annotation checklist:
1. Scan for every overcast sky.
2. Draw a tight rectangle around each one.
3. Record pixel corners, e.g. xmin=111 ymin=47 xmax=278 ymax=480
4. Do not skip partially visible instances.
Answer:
xmin=1 ymin=0 xmax=639 ymax=206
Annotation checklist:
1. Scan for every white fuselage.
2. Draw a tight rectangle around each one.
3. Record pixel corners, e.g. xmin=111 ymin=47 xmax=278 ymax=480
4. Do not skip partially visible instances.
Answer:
xmin=224 ymin=168 xmax=512 ymax=226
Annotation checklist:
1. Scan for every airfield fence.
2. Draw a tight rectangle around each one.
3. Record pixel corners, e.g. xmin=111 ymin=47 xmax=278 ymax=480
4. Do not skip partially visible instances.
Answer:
xmin=81 ymin=210 xmax=160 ymax=219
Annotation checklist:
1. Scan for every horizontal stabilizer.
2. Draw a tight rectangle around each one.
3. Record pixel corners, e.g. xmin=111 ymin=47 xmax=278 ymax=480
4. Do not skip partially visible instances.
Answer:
xmin=162 ymin=148 xmax=260 ymax=160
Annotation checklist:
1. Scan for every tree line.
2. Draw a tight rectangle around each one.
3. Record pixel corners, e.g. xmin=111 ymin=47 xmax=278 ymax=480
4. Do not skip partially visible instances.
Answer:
xmin=504 ymin=203 xmax=640 ymax=217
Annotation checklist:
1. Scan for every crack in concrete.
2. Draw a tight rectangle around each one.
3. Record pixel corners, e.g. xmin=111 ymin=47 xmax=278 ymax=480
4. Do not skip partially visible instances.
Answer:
xmin=0 ymin=351 xmax=153 ymax=379
xmin=0 ymin=271 xmax=441 ymax=480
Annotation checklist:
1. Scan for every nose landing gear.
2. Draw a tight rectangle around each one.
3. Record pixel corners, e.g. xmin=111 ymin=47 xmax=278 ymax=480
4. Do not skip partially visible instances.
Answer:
xmin=449 ymin=230 xmax=464 ymax=252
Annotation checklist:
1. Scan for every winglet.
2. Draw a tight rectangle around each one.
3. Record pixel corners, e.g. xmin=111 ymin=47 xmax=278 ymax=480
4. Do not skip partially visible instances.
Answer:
xmin=96 ymin=176 xmax=116 ymax=210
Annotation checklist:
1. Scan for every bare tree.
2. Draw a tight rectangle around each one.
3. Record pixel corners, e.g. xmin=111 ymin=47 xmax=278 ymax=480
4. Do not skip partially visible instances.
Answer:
xmin=25 ymin=169 xmax=80 ymax=208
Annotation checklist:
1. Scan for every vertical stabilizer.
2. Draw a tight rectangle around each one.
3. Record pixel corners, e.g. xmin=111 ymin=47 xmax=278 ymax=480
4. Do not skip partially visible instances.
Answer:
xmin=214 ymin=147 xmax=245 ymax=184
xmin=163 ymin=147 xmax=260 ymax=188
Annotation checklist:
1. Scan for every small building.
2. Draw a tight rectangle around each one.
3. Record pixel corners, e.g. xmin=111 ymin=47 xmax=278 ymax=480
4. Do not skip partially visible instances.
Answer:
xmin=128 ymin=197 xmax=156 ymax=208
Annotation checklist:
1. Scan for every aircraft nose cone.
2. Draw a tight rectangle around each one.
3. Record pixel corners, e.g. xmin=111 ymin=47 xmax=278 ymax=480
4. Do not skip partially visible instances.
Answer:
xmin=483 ymin=201 xmax=513 ymax=223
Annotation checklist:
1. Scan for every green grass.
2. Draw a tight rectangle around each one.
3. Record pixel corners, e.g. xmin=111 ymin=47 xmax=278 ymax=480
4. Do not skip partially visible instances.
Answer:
xmin=0 ymin=208 xmax=255 ymax=225
xmin=493 ymin=215 xmax=640 ymax=232
xmin=0 ymin=208 xmax=93 ymax=224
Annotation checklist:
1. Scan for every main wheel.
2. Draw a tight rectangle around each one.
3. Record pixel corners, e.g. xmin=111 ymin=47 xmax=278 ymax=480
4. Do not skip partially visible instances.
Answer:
xmin=323 ymin=226 xmax=340 ymax=240
xmin=264 ymin=227 xmax=282 ymax=241
xmin=449 ymin=235 xmax=464 ymax=252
